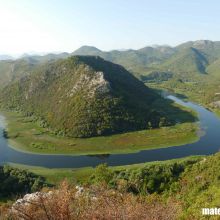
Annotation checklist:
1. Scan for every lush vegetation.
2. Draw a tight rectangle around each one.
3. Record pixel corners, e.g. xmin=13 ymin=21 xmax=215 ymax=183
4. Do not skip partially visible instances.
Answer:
xmin=89 ymin=152 xmax=220 ymax=219
xmin=2 ymin=108 xmax=198 ymax=155
xmin=1 ymin=40 xmax=220 ymax=116
xmin=0 ymin=55 xmax=198 ymax=141
xmin=2 ymin=152 xmax=220 ymax=219
xmin=90 ymin=158 xmax=200 ymax=195
xmin=1 ymin=56 xmax=182 ymax=138
xmin=143 ymin=41 xmax=220 ymax=114
xmin=1 ymin=40 xmax=220 ymax=219
xmin=7 ymin=163 xmax=94 ymax=185
xmin=0 ymin=165 xmax=46 ymax=198
xmin=73 ymin=41 xmax=220 ymax=115
xmin=73 ymin=45 xmax=176 ymax=75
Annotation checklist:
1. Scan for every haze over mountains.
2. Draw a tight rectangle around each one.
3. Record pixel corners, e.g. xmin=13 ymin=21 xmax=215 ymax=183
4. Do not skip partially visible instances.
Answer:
xmin=1 ymin=39 xmax=220 ymax=85
xmin=0 ymin=55 xmax=14 ymax=61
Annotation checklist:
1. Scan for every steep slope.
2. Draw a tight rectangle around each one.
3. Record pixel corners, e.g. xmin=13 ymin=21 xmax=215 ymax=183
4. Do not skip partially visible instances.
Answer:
xmin=206 ymin=57 xmax=220 ymax=75
xmin=161 ymin=47 xmax=208 ymax=76
xmin=0 ymin=53 xmax=70 ymax=89
xmin=1 ymin=56 xmax=171 ymax=138
xmin=146 ymin=41 xmax=220 ymax=111
xmin=176 ymin=40 xmax=220 ymax=63
xmin=0 ymin=59 xmax=38 ymax=88
xmin=73 ymin=46 xmax=102 ymax=55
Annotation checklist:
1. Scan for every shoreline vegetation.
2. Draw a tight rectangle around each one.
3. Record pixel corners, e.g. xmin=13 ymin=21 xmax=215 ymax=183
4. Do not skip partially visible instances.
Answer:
xmin=1 ymin=102 xmax=199 ymax=155
xmin=149 ymin=83 xmax=220 ymax=118
xmin=8 ymin=155 xmax=203 ymax=185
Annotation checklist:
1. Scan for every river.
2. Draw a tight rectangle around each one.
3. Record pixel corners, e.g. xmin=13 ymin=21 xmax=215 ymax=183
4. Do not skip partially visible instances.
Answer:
xmin=0 ymin=95 xmax=220 ymax=168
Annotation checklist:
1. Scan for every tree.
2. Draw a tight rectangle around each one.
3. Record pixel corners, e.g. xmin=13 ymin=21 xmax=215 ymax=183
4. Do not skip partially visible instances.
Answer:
xmin=92 ymin=163 xmax=113 ymax=184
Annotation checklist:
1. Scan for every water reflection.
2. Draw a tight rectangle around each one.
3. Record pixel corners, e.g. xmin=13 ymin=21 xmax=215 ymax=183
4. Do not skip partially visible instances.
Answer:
xmin=0 ymin=95 xmax=220 ymax=168
xmin=87 ymin=154 xmax=110 ymax=159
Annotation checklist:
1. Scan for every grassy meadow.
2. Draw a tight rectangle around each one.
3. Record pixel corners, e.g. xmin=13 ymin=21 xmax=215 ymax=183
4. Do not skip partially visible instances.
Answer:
xmin=2 ymin=107 xmax=198 ymax=155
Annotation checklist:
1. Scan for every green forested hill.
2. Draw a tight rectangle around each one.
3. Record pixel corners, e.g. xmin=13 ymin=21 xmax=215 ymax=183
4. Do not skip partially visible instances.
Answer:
xmin=0 ymin=53 xmax=70 ymax=89
xmin=72 ymin=40 xmax=220 ymax=78
xmin=0 ymin=59 xmax=35 ymax=88
xmin=73 ymin=45 xmax=176 ymax=75
xmin=1 ymin=40 xmax=220 ymax=89
xmin=1 ymin=56 xmax=179 ymax=138
xmin=71 ymin=41 xmax=220 ymax=112
xmin=160 ymin=47 xmax=208 ymax=75
xmin=1 ymin=40 xmax=220 ymax=118
xmin=176 ymin=40 xmax=220 ymax=63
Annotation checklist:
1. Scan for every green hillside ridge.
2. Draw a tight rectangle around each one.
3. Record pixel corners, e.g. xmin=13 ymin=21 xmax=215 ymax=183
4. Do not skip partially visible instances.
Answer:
xmin=73 ymin=45 xmax=176 ymax=75
xmin=1 ymin=40 xmax=220 ymax=88
xmin=0 ymin=53 xmax=69 ymax=89
xmin=1 ymin=56 xmax=191 ymax=138
xmin=206 ymin=57 xmax=220 ymax=75
xmin=176 ymin=40 xmax=220 ymax=63
xmin=0 ymin=59 xmax=35 ymax=88
xmin=72 ymin=40 xmax=220 ymax=79
xmin=1 ymin=40 xmax=220 ymax=89
xmin=1 ymin=40 xmax=220 ymax=115
xmin=160 ymin=47 xmax=208 ymax=75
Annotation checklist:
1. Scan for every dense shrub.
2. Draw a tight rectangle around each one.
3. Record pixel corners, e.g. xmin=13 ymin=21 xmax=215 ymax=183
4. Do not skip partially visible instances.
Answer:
xmin=6 ymin=181 xmax=181 ymax=220
xmin=0 ymin=165 xmax=47 ymax=197
xmin=91 ymin=159 xmax=199 ymax=195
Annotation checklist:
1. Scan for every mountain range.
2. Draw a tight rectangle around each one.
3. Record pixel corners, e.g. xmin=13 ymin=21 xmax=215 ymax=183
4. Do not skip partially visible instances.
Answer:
xmin=0 ymin=40 xmax=220 ymax=137
xmin=72 ymin=40 xmax=220 ymax=109
xmin=1 ymin=40 xmax=220 ymax=88
xmin=73 ymin=40 xmax=220 ymax=78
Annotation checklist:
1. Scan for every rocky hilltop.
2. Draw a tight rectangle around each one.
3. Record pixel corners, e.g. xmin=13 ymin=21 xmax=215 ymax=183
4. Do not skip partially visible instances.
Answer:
xmin=1 ymin=56 xmax=171 ymax=137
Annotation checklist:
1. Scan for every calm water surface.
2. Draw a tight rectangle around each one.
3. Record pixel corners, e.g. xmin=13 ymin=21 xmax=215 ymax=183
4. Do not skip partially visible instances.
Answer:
xmin=0 ymin=95 xmax=220 ymax=168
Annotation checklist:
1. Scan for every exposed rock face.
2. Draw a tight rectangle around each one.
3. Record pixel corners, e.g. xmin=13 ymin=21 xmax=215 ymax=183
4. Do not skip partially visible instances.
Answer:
xmin=11 ymin=185 xmax=84 ymax=215
xmin=68 ymin=71 xmax=110 ymax=98
xmin=211 ymin=101 xmax=220 ymax=109
xmin=11 ymin=191 xmax=53 ymax=216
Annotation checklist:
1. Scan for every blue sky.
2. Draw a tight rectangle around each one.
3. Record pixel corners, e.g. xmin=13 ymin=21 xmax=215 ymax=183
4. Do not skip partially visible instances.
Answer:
xmin=0 ymin=0 xmax=219 ymax=54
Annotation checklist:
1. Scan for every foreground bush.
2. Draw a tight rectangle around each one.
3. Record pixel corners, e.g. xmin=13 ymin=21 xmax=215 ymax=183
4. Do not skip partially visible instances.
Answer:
xmin=5 ymin=181 xmax=181 ymax=220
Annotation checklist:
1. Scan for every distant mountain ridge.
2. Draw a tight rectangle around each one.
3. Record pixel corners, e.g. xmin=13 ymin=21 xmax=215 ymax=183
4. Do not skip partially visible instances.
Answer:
xmin=72 ymin=40 xmax=220 ymax=112
xmin=0 ymin=55 xmax=14 ymax=60
xmin=1 ymin=40 xmax=220 ymax=89
xmin=73 ymin=45 xmax=176 ymax=75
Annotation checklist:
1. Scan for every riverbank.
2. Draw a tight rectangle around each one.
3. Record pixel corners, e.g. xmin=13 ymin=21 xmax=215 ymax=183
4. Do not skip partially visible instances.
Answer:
xmin=8 ymin=154 xmax=203 ymax=185
xmin=148 ymin=82 xmax=220 ymax=118
xmin=2 ymin=106 xmax=198 ymax=155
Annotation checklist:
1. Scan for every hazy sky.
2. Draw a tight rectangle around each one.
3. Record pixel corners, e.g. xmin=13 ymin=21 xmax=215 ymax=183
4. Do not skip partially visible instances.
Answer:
xmin=0 ymin=0 xmax=219 ymax=55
